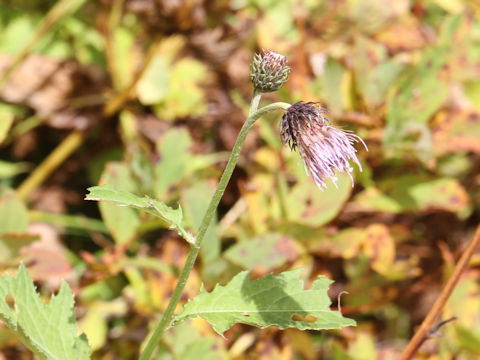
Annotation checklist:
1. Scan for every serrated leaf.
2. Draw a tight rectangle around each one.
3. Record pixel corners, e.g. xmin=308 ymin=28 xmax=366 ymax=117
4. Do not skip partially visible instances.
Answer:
xmin=0 ymin=264 xmax=90 ymax=360
xmin=176 ymin=269 xmax=355 ymax=335
xmin=85 ymin=184 xmax=193 ymax=243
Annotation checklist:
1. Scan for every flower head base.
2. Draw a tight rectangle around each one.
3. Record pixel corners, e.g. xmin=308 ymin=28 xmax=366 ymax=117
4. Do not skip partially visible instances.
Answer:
xmin=281 ymin=102 xmax=367 ymax=190
xmin=250 ymin=50 xmax=290 ymax=93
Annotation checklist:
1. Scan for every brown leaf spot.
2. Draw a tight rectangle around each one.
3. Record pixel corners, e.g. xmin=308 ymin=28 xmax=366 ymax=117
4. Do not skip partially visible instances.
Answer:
xmin=291 ymin=314 xmax=317 ymax=323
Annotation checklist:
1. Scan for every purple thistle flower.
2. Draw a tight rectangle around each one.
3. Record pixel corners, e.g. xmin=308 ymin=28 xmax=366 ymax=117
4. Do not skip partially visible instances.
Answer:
xmin=280 ymin=102 xmax=367 ymax=190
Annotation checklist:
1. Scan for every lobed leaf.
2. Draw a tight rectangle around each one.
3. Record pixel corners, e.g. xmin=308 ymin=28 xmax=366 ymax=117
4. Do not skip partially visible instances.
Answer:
xmin=176 ymin=269 xmax=355 ymax=335
xmin=0 ymin=264 xmax=90 ymax=360
xmin=85 ymin=184 xmax=194 ymax=243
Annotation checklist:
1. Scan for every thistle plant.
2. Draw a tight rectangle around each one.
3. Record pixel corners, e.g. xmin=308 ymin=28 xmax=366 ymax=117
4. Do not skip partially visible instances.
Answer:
xmin=132 ymin=51 xmax=366 ymax=359
xmin=0 ymin=50 xmax=366 ymax=360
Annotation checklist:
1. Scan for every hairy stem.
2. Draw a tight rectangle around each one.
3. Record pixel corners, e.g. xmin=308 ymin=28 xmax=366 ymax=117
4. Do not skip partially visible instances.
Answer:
xmin=138 ymin=94 xmax=290 ymax=359
xmin=399 ymin=223 xmax=480 ymax=360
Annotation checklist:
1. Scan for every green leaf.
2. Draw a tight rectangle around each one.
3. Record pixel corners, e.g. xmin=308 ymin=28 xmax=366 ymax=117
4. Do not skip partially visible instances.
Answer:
xmin=0 ymin=15 xmax=38 ymax=54
xmin=95 ymin=163 xmax=140 ymax=244
xmin=353 ymin=36 xmax=404 ymax=109
xmin=157 ymin=321 xmax=230 ymax=359
xmin=176 ymin=269 xmax=355 ymax=335
xmin=137 ymin=52 xmax=169 ymax=105
xmin=383 ymin=15 xmax=461 ymax=157
xmin=455 ymin=327 xmax=480 ymax=355
xmin=352 ymin=175 xmax=470 ymax=215
xmin=154 ymin=58 xmax=207 ymax=121
xmin=182 ymin=181 xmax=220 ymax=263
xmin=0 ymin=191 xmax=28 ymax=235
xmin=180 ymin=338 xmax=230 ymax=360
xmin=224 ymin=233 xmax=303 ymax=273
xmin=154 ymin=128 xmax=192 ymax=198
xmin=111 ymin=26 xmax=136 ymax=90
xmin=85 ymin=184 xmax=193 ymax=244
xmin=0 ymin=105 xmax=14 ymax=144
xmin=286 ymin=174 xmax=353 ymax=227
xmin=0 ymin=264 xmax=90 ymax=360
xmin=0 ymin=160 xmax=30 ymax=179
xmin=321 ymin=58 xmax=346 ymax=115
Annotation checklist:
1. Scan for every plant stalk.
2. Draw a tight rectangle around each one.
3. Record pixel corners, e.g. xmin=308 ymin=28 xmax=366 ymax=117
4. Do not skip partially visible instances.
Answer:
xmin=399 ymin=223 xmax=480 ymax=360
xmin=138 ymin=94 xmax=290 ymax=359
xmin=16 ymin=131 xmax=84 ymax=200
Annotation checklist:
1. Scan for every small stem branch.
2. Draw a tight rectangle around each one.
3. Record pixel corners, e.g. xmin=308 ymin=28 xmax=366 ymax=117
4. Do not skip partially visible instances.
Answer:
xmin=399 ymin=224 xmax=480 ymax=360
xmin=139 ymin=93 xmax=290 ymax=360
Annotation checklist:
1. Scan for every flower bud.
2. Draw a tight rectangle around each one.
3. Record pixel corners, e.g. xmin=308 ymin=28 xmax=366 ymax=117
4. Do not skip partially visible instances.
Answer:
xmin=250 ymin=50 xmax=290 ymax=92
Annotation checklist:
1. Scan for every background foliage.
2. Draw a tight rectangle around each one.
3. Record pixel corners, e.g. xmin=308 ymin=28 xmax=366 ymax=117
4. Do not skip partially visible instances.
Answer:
xmin=1 ymin=0 xmax=480 ymax=359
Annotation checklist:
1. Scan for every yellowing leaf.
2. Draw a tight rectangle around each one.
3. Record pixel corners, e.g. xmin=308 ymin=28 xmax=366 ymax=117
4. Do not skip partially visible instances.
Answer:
xmin=136 ymin=52 xmax=169 ymax=105
xmin=155 ymin=58 xmax=207 ymax=121
xmin=363 ymin=224 xmax=395 ymax=275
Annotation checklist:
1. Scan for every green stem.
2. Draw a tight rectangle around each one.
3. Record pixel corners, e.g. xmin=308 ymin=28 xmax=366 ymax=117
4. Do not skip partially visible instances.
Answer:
xmin=139 ymin=94 xmax=291 ymax=359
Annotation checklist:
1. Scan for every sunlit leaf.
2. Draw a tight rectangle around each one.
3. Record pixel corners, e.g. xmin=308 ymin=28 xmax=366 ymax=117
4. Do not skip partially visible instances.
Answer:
xmin=182 ymin=181 xmax=220 ymax=263
xmin=354 ymin=35 xmax=404 ymax=109
xmin=154 ymin=128 xmax=192 ymax=198
xmin=0 ymin=264 xmax=90 ymax=360
xmin=224 ymin=233 xmax=303 ymax=274
xmin=86 ymin=184 xmax=193 ymax=243
xmin=95 ymin=163 xmax=140 ymax=244
xmin=0 ymin=160 xmax=30 ymax=179
xmin=154 ymin=58 xmax=207 ymax=121
xmin=176 ymin=269 xmax=355 ymax=335
xmin=432 ymin=109 xmax=480 ymax=155
xmin=0 ymin=105 xmax=14 ymax=144
xmin=286 ymin=174 xmax=353 ymax=227
xmin=0 ymin=191 xmax=28 ymax=234
xmin=136 ymin=52 xmax=169 ymax=105
xmin=352 ymin=176 xmax=469 ymax=215
xmin=363 ymin=224 xmax=395 ymax=276
xmin=384 ymin=15 xmax=462 ymax=157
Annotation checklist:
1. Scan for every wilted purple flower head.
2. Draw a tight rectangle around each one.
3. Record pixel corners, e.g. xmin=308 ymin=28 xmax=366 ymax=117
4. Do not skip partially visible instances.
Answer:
xmin=250 ymin=50 xmax=290 ymax=92
xmin=281 ymin=102 xmax=367 ymax=190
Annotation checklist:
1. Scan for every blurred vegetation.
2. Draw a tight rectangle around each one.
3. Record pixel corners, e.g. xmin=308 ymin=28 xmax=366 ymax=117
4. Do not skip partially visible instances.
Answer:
xmin=1 ymin=0 xmax=480 ymax=359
